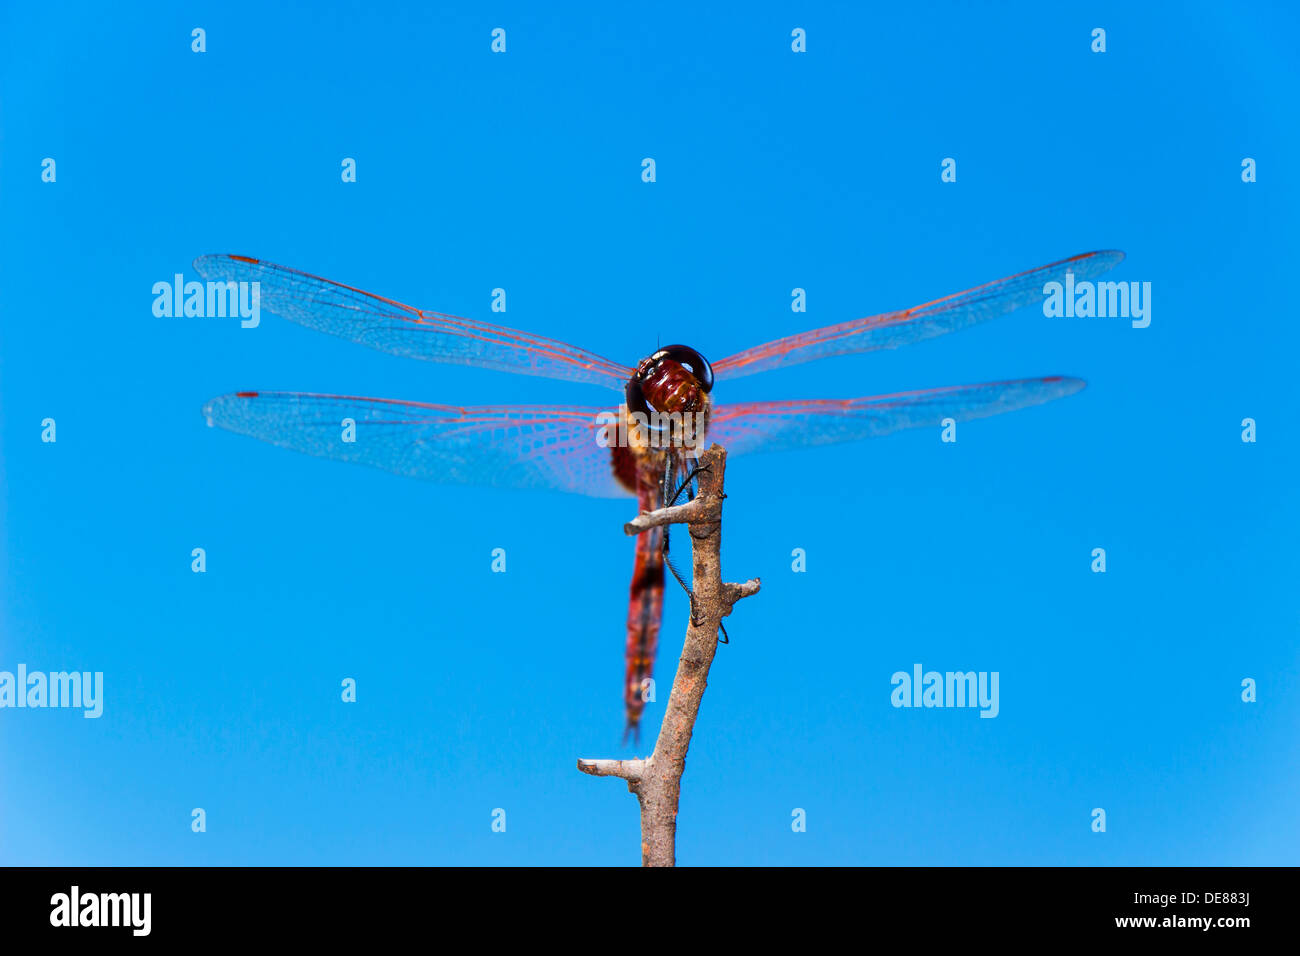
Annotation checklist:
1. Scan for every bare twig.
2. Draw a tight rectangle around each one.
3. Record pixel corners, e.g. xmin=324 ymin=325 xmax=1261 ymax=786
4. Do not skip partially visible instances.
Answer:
xmin=577 ymin=758 xmax=645 ymax=781
xmin=578 ymin=444 xmax=760 ymax=866
xmin=622 ymin=499 xmax=707 ymax=534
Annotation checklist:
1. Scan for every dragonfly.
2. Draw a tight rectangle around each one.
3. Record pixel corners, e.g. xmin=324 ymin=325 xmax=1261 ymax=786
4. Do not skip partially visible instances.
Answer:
xmin=198 ymin=249 xmax=1123 ymax=740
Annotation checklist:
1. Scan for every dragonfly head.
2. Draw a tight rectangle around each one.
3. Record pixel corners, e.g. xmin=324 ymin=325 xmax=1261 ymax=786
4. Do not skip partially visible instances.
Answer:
xmin=626 ymin=344 xmax=714 ymax=418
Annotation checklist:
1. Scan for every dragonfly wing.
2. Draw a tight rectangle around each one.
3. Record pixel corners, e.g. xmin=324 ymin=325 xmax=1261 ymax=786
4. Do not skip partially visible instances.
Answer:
xmin=706 ymin=376 xmax=1085 ymax=456
xmin=202 ymin=392 xmax=629 ymax=498
xmin=713 ymin=251 xmax=1124 ymax=380
xmin=192 ymin=255 xmax=632 ymax=390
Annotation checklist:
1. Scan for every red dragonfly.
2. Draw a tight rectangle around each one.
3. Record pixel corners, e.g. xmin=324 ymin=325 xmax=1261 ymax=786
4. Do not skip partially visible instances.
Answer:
xmin=198 ymin=249 xmax=1123 ymax=739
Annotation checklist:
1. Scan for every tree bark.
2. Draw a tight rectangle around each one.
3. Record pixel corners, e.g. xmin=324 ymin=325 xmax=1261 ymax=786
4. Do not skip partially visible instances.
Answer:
xmin=578 ymin=444 xmax=760 ymax=866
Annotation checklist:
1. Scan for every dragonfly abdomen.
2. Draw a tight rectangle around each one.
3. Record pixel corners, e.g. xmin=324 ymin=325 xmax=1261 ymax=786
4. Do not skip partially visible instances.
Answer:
xmin=623 ymin=480 xmax=665 ymax=740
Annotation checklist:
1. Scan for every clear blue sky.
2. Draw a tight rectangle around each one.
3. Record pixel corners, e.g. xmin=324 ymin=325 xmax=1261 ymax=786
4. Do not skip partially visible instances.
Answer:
xmin=2 ymin=1 xmax=1296 ymax=865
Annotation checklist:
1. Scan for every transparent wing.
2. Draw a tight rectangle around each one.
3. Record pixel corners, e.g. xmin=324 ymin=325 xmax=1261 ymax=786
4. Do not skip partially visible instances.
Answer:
xmin=202 ymin=392 xmax=629 ymax=498
xmin=706 ymin=376 xmax=1085 ymax=456
xmin=192 ymin=255 xmax=632 ymax=390
xmin=713 ymin=251 xmax=1124 ymax=380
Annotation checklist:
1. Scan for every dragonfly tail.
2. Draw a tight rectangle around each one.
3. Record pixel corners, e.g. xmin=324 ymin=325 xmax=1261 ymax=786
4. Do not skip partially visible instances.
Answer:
xmin=623 ymin=481 xmax=665 ymax=740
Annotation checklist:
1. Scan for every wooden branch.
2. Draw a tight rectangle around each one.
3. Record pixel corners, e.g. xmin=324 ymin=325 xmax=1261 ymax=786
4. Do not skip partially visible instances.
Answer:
xmin=621 ymin=496 xmax=716 ymax=535
xmin=575 ymin=758 xmax=645 ymax=781
xmin=578 ymin=443 xmax=760 ymax=866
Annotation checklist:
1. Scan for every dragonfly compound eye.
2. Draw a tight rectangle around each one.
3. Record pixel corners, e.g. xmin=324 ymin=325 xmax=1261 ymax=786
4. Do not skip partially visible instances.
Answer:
xmin=625 ymin=378 xmax=651 ymax=417
xmin=650 ymin=344 xmax=714 ymax=393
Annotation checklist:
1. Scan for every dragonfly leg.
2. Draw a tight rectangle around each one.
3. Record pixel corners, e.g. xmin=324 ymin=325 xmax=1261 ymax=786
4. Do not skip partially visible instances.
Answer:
xmin=686 ymin=597 xmax=729 ymax=645
xmin=661 ymin=456 xmax=695 ymax=601
xmin=673 ymin=462 xmax=722 ymax=541
xmin=667 ymin=463 xmax=710 ymax=507
xmin=662 ymin=458 xmax=729 ymax=641
xmin=663 ymin=535 xmax=693 ymax=600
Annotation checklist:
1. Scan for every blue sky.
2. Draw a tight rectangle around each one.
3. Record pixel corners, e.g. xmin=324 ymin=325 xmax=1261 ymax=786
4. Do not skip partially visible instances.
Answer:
xmin=1 ymin=1 xmax=1296 ymax=865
